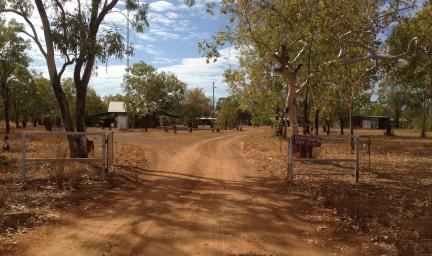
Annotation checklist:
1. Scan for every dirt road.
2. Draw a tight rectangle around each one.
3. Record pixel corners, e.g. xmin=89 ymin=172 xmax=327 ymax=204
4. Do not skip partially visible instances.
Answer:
xmin=4 ymin=129 xmax=362 ymax=256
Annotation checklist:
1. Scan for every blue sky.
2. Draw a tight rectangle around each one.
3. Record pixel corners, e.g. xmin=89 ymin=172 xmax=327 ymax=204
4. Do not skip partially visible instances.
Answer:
xmin=16 ymin=0 xmax=238 ymax=99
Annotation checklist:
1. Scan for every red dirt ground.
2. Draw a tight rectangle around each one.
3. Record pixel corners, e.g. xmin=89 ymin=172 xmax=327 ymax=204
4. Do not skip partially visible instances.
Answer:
xmin=0 ymin=127 xmax=430 ymax=255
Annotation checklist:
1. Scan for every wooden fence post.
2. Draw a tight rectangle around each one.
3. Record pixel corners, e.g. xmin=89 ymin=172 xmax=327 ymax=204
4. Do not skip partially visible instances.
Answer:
xmin=354 ymin=136 xmax=360 ymax=183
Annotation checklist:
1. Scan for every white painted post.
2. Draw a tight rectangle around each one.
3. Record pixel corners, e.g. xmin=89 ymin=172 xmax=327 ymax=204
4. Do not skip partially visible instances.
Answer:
xmin=21 ymin=133 xmax=27 ymax=186
xmin=354 ymin=136 xmax=360 ymax=183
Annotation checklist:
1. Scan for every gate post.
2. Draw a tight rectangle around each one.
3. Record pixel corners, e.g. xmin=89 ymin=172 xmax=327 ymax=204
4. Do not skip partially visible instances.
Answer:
xmin=21 ymin=133 xmax=27 ymax=186
xmin=354 ymin=136 xmax=360 ymax=183
xmin=101 ymin=133 xmax=107 ymax=177
xmin=287 ymin=136 xmax=294 ymax=181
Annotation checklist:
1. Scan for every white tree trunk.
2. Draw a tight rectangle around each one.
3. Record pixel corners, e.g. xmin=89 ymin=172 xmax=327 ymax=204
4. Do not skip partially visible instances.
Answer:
xmin=285 ymin=73 xmax=299 ymax=135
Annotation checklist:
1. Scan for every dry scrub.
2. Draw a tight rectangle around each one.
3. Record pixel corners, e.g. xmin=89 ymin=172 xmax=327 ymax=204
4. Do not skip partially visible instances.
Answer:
xmin=241 ymin=129 xmax=432 ymax=256
xmin=0 ymin=130 xmax=149 ymax=238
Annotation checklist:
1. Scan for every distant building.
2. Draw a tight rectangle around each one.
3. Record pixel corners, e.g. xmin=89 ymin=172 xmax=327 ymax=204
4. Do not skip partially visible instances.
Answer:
xmin=108 ymin=101 xmax=128 ymax=129
xmin=353 ymin=116 xmax=391 ymax=129
xmin=87 ymin=101 xmax=128 ymax=129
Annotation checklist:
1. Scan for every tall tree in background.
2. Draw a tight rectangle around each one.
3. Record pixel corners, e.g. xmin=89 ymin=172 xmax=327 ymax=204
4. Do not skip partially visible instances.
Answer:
xmin=122 ymin=62 xmax=186 ymax=129
xmin=386 ymin=4 xmax=432 ymax=137
xmin=182 ymin=88 xmax=210 ymax=131
xmin=0 ymin=19 xmax=29 ymax=133
xmin=9 ymin=66 xmax=33 ymax=128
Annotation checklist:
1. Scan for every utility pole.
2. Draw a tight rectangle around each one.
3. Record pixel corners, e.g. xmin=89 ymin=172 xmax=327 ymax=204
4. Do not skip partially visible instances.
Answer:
xmin=212 ymin=81 xmax=215 ymax=132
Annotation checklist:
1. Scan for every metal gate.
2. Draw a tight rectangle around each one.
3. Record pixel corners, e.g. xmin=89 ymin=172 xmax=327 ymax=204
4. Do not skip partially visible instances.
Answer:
xmin=287 ymin=135 xmax=371 ymax=183
xmin=20 ymin=131 xmax=114 ymax=185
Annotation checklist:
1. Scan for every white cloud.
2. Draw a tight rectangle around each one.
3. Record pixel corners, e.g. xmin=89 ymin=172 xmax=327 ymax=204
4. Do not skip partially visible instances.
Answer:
xmin=159 ymin=47 xmax=239 ymax=98
xmin=90 ymin=65 xmax=127 ymax=95
xmin=150 ymin=1 xmax=176 ymax=12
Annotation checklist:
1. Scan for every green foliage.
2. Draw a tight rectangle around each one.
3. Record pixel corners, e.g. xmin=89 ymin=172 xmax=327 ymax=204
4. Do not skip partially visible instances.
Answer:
xmin=385 ymin=5 xmax=432 ymax=134
xmin=0 ymin=20 xmax=29 ymax=80
xmin=122 ymin=61 xmax=187 ymax=118
xmin=182 ymin=88 xmax=210 ymax=128
xmin=216 ymin=96 xmax=251 ymax=129
xmin=199 ymin=0 xmax=419 ymax=135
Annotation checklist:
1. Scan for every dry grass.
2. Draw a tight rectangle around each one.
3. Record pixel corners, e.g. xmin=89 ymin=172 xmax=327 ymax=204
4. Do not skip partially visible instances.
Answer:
xmin=241 ymin=128 xmax=432 ymax=255
xmin=0 ymin=128 xmax=146 ymax=238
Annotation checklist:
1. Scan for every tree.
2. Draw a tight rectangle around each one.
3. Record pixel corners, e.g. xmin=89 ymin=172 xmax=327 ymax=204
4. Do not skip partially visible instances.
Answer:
xmin=122 ymin=62 xmax=186 ymax=129
xmin=377 ymin=82 xmax=411 ymax=129
xmin=28 ymin=74 xmax=56 ymax=126
xmin=0 ymin=19 xmax=29 ymax=133
xmin=9 ymin=66 xmax=33 ymax=128
xmin=216 ymin=96 xmax=251 ymax=130
xmin=104 ymin=94 xmax=125 ymax=105
xmin=223 ymin=53 xmax=285 ymax=132
xmin=200 ymin=1 xmax=322 ymax=135
xmin=0 ymin=0 xmax=152 ymax=157
xmin=386 ymin=4 xmax=432 ymax=137
xmin=86 ymin=88 xmax=107 ymax=117
xmin=200 ymin=0 xmax=418 ymax=137
xmin=182 ymin=88 xmax=210 ymax=131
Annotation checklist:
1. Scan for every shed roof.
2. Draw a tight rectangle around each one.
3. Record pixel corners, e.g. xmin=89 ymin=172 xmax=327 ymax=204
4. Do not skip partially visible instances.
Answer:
xmin=108 ymin=101 xmax=126 ymax=113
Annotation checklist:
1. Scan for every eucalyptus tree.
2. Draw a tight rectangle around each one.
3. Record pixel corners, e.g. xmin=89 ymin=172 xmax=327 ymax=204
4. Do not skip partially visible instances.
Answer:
xmin=0 ymin=0 xmax=149 ymax=156
xmin=0 ymin=19 xmax=30 ymax=133
xmin=223 ymin=52 xmax=285 ymax=131
xmin=376 ymin=81 xmax=412 ymax=129
xmin=122 ymin=62 xmax=186 ymax=129
xmin=0 ymin=0 xmax=194 ymax=156
xmin=200 ymin=0 xmax=419 ymax=136
xmin=200 ymin=1 xmax=327 ymax=134
xmin=386 ymin=3 xmax=432 ymax=137
xmin=182 ymin=88 xmax=210 ymax=131
xmin=9 ymin=65 xmax=33 ymax=128
xmin=29 ymin=74 xmax=56 ymax=126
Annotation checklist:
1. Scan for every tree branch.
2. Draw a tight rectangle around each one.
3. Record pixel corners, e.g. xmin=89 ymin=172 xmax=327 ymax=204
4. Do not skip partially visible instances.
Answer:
xmin=290 ymin=37 xmax=310 ymax=65
xmin=0 ymin=9 xmax=47 ymax=58
xmin=58 ymin=58 xmax=76 ymax=79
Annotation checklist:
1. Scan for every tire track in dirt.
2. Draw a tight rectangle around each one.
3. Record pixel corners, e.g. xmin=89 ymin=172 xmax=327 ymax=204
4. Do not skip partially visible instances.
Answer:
xmin=4 ymin=129 xmax=362 ymax=256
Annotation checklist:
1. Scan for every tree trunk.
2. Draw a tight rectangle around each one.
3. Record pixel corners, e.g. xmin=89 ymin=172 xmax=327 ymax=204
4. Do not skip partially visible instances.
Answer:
xmin=339 ymin=118 xmax=344 ymax=135
xmin=283 ymin=117 xmax=288 ymax=137
xmin=51 ymin=81 xmax=84 ymax=158
xmin=349 ymin=105 xmax=353 ymax=136
xmin=284 ymin=72 xmax=299 ymax=135
xmin=74 ymin=84 xmax=88 ymax=158
xmin=303 ymin=92 xmax=309 ymax=135
xmin=314 ymin=109 xmax=319 ymax=135
xmin=1 ymin=81 xmax=10 ymax=133
xmin=326 ymin=120 xmax=331 ymax=135
xmin=395 ymin=110 xmax=401 ymax=128
xmin=13 ymin=99 xmax=19 ymax=128
xmin=421 ymin=106 xmax=427 ymax=138
xmin=349 ymin=106 xmax=354 ymax=149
